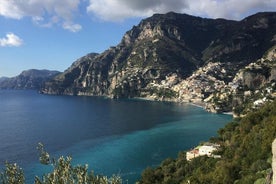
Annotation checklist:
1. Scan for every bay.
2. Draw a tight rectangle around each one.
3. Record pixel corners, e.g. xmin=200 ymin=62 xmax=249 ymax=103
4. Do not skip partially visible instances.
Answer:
xmin=0 ymin=90 xmax=232 ymax=183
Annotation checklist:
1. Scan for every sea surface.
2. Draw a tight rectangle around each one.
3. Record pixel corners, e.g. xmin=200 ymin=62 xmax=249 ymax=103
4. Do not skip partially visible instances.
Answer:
xmin=0 ymin=90 xmax=232 ymax=183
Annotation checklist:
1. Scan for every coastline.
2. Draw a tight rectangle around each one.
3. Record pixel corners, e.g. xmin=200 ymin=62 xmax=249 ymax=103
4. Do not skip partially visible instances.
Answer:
xmin=223 ymin=112 xmax=234 ymax=115
xmin=132 ymin=97 xmax=157 ymax=101
xmin=188 ymin=102 xmax=206 ymax=109
xmin=133 ymin=96 xmax=234 ymax=116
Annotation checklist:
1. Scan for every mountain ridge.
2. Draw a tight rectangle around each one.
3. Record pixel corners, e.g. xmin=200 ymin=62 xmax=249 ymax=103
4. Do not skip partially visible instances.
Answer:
xmin=41 ymin=11 xmax=276 ymax=115
xmin=0 ymin=69 xmax=60 ymax=90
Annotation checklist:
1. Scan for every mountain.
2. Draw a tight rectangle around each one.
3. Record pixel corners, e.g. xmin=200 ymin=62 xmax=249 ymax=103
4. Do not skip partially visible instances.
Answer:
xmin=41 ymin=12 xmax=276 ymax=114
xmin=0 ymin=69 xmax=61 ymax=90
xmin=0 ymin=77 xmax=9 ymax=83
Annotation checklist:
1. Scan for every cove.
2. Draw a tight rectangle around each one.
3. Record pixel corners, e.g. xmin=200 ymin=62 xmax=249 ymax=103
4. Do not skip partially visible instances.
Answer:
xmin=0 ymin=90 xmax=232 ymax=183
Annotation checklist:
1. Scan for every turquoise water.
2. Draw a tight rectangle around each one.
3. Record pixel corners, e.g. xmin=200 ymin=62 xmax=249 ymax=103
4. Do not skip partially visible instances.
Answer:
xmin=0 ymin=90 xmax=232 ymax=183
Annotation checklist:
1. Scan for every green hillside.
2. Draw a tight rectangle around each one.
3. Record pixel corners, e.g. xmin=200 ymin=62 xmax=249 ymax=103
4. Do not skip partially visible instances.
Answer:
xmin=138 ymin=100 xmax=276 ymax=184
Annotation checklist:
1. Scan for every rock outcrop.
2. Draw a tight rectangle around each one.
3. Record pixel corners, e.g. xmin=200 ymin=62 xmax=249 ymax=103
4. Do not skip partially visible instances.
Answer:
xmin=272 ymin=139 xmax=276 ymax=184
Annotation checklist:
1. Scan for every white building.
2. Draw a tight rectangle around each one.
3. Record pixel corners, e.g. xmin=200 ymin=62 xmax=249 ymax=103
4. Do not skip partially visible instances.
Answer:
xmin=186 ymin=149 xmax=199 ymax=161
xmin=198 ymin=145 xmax=217 ymax=156
xmin=186 ymin=143 xmax=220 ymax=161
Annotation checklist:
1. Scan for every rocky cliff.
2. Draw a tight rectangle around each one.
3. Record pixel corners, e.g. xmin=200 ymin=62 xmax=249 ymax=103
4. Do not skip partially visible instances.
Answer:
xmin=0 ymin=69 xmax=60 ymax=90
xmin=41 ymin=12 xmax=276 ymax=113
xmin=204 ymin=46 xmax=276 ymax=116
xmin=273 ymin=139 xmax=276 ymax=184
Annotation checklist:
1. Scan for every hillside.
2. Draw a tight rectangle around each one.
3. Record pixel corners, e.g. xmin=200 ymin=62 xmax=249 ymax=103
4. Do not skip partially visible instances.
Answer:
xmin=41 ymin=12 xmax=276 ymax=115
xmin=138 ymin=99 xmax=276 ymax=184
xmin=0 ymin=69 xmax=60 ymax=90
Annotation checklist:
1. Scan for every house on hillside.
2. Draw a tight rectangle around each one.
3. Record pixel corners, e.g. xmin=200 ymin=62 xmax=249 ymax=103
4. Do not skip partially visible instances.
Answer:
xmin=186 ymin=149 xmax=199 ymax=161
xmin=186 ymin=143 xmax=220 ymax=161
xmin=198 ymin=145 xmax=217 ymax=156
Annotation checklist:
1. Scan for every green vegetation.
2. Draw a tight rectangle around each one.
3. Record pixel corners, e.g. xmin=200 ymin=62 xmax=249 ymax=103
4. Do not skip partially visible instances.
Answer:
xmin=0 ymin=143 xmax=122 ymax=184
xmin=138 ymin=99 xmax=276 ymax=184
xmin=0 ymin=162 xmax=25 ymax=184
xmin=148 ymin=86 xmax=177 ymax=99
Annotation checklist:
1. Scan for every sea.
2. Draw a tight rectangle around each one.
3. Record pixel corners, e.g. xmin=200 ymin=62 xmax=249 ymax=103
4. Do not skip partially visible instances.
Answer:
xmin=0 ymin=90 xmax=232 ymax=183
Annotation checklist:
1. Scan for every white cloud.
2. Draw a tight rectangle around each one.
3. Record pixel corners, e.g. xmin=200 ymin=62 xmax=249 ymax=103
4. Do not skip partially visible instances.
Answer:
xmin=0 ymin=1 xmax=24 ymax=19
xmin=0 ymin=0 xmax=82 ymax=32
xmin=87 ymin=0 xmax=187 ymax=21
xmin=87 ymin=0 xmax=276 ymax=21
xmin=0 ymin=33 xmax=23 ymax=47
xmin=184 ymin=0 xmax=276 ymax=20
xmin=1 ymin=0 xmax=276 ymax=31
xmin=63 ymin=22 xmax=82 ymax=32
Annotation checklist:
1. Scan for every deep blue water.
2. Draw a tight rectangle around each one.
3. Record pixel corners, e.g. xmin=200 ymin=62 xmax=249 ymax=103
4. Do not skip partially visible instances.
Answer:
xmin=0 ymin=90 xmax=232 ymax=183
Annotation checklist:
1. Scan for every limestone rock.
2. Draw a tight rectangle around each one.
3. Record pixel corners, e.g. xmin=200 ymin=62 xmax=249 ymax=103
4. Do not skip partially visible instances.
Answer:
xmin=272 ymin=139 xmax=276 ymax=184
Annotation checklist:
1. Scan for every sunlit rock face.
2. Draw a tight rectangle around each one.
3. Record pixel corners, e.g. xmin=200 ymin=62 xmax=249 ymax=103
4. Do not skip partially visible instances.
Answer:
xmin=41 ymin=12 xmax=276 ymax=110
xmin=272 ymin=139 xmax=276 ymax=184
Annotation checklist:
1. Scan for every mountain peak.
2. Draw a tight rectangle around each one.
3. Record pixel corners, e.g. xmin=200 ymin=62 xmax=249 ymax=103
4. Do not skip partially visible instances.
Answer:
xmin=41 ymin=12 xmax=276 ymax=108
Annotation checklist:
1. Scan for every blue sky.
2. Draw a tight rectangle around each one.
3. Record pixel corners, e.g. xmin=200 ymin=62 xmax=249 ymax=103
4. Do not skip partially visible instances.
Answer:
xmin=1 ymin=0 xmax=276 ymax=77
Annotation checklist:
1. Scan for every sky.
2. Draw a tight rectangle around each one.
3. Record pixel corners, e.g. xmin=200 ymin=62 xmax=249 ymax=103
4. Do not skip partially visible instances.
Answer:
xmin=0 ymin=0 xmax=276 ymax=77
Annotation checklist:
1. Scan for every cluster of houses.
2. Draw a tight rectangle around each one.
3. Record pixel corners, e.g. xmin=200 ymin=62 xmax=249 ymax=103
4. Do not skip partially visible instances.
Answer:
xmin=186 ymin=142 xmax=221 ymax=161
xmin=173 ymin=62 xmax=227 ymax=103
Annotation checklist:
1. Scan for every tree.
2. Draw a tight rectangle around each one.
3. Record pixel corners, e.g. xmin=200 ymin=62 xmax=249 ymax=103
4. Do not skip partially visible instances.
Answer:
xmin=1 ymin=143 xmax=122 ymax=184
xmin=0 ymin=162 xmax=24 ymax=184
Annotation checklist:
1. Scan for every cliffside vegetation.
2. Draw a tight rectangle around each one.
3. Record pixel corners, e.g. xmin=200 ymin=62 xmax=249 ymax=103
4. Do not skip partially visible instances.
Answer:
xmin=138 ymin=99 xmax=276 ymax=184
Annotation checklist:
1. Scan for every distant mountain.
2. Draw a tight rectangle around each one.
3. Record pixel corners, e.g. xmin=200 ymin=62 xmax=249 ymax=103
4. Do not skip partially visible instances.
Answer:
xmin=0 ymin=77 xmax=9 ymax=83
xmin=41 ymin=12 xmax=276 ymax=115
xmin=0 ymin=69 xmax=61 ymax=90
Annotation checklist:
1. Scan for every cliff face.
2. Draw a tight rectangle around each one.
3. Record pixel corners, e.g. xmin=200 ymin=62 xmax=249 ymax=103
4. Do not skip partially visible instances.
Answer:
xmin=41 ymin=12 xmax=276 ymax=109
xmin=273 ymin=139 xmax=276 ymax=184
xmin=203 ymin=46 xmax=276 ymax=115
xmin=0 ymin=69 xmax=60 ymax=90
